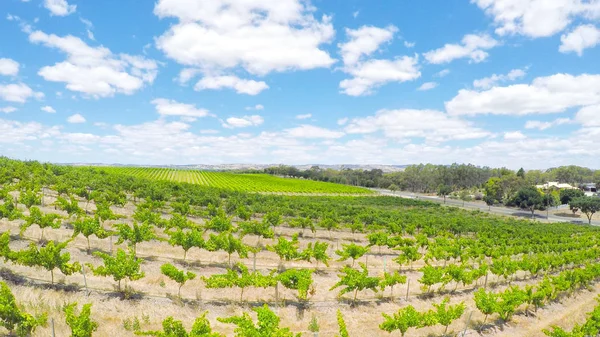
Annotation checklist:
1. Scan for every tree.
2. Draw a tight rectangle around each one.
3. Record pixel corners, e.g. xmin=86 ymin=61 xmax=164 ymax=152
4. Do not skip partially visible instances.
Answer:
xmin=137 ymin=313 xmax=224 ymax=337
xmin=0 ymin=281 xmax=47 ymax=337
xmin=206 ymin=232 xmax=249 ymax=267
xmin=433 ymin=298 xmax=465 ymax=334
xmin=20 ymin=206 xmax=61 ymax=240
xmin=474 ymin=288 xmax=497 ymax=324
xmin=298 ymin=242 xmax=330 ymax=268
xmin=17 ymin=239 xmax=80 ymax=284
xmin=379 ymin=271 xmax=407 ymax=300
xmin=114 ymin=222 xmax=157 ymax=256
xmin=335 ymin=243 xmax=369 ymax=267
xmin=483 ymin=195 xmax=495 ymax=211
xmin=458 ymin=190 xmax=471 ymax=207
xmin=161 ymin=263 xmax=196 ymax=298
xmin=517 ymin=168 xmax=525 ymax=179
xmin=63 ymin=302 xmax=98 ymax=337
xmin=570 ymin=197 xmax=600 ymax=225
xmin=203 ymin=263 xmax=276 ymax=302
xmin=437 ymin=185 xmax=452 ymax=204
xmin=388 ymin=184 xmax=399 ymax=194
xmin=484 ymin=177 xmax=503 ymax=204
xmin=379 ymin=306 xmax=423 ymax=337
xmin=18 ymin=190 xmax=41 ymax=209
xmin=330 ymin=263 xmax=380 ymax=304
xmin=336 ymin=310 xmax=350 ymax=337
xmin=72 ymin=216 xmax=110 ymax=253
xmin=218 ymin=305 xmax=300 ymax=337
xmin=166 ymin=227 xmax=205 ymax=261
xmin=267 ymin=234 xmax=299 ymax=267
xmin=509 ymin=186 xmax=545 ymax=218
xmin=542 ymin=192 xmax=559 ymax=220
xmin=559 ymin=188 xmax=585 ymax=205
xmin=277 ymin=269 xmax=314 ymax=302
xmin=55 ymin=196 xmax=84 ymax=218
xmin=89 ymin=248 xmax=144 ymax=292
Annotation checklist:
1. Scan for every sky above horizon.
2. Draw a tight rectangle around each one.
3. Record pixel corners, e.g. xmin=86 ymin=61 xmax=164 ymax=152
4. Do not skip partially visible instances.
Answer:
xmin=1 ymin=0 xmax=600 ymax=169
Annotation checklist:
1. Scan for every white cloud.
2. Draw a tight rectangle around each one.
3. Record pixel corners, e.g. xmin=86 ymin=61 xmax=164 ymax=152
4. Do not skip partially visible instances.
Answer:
xmin=340 ymin=56 xmax=421 ymax=96
xmin=559 ymin=24 xmax=600 ymax=56
xmin=67 ymin=113 xmax=86 ymax=123
xmin=424 ymin=34 xmax=498 ymax=64
xmin=200 ymin=129 xmax=219 ymax=134
xmin=404 ymin=41 xmax=416 ymax=48
xmin=285 ymin=124 xmax=344 ymax=139
xmin=151 ymin=98 xmax=209 ymax=118
xmin=0 ymin=107 xmax=17 ymax=113
xmin=338 ymin=25 xmax=397 ymax=66
xmin=504 ymin=131 xmax=527 ymax=141
xmin=44 ymin=0 xmax=76 ymax=16
xmin=446 ymin=73 xmax=600 ymax=116
xmin=245 ymin=104 xmax=264 ymax=111
xmin=0 ymin=83 xmax=44 ymax=103
xmin=295 ymin=113 xmax=312 ymax=120
xmin=417 ymin=82 xmax=438 ymax=91
xmin=154 ymin=0 xmax=335 ymax=76
xmin=435 ymin=69 xmax=450 ymax=77
xmin=0 ymin=58 xmax=19 ymax=76
xmin=472 ymin=0 xmax=600 ymax=38
xmin=41 ymin=105 xmax=56 ymax=113
xmin=195 ymin=76 xmax=268 ymax=95
xmin=337 ymin=117 xmax=348 ymax=126
xmin=353 ymin=11 xmax=360 ymax=18
xmin=473 ymin=68 xmax=527 ymax=89
xmin=29 ymin=30 xmax=158 ymax=98
xmin=525 ymin=118 xmax=572 ymax=130
xmin=0 ymin=119 xmax=59 ymax=143
xmin=344 ymin=109 xmax=491 ymax=142
xmin=176 ymin=68 xmax=202 ymax=85
xmin=575 ymin=104 xmax=600 ymax=127
xmin=222 ymin=115 xmax=264 ymax=128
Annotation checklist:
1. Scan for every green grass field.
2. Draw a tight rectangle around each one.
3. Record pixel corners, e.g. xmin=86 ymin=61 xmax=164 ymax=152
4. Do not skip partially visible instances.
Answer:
xmin=101 ymin=167 xmax=372 ymax=194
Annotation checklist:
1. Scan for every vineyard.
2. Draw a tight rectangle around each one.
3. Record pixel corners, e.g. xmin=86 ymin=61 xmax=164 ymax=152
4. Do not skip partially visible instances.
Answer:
xmin=99 ymin=167 xmax=372 ymax=194
xmin=2 ymin=158 xmax=600 ymax=336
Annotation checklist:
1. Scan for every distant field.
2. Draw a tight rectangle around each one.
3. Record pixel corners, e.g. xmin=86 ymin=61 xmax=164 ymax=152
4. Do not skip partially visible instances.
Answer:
xmin=102 ymin=167 xmax=372 ymax=194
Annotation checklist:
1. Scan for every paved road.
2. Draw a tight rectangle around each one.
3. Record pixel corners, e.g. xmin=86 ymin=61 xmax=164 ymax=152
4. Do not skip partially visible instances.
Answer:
xmin=373 ymin=188 xmax=600 ymax=226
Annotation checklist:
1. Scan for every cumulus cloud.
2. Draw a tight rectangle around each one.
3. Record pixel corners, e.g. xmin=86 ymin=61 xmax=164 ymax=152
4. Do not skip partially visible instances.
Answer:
xmin=338 ymin=25 xmax=397 ymax=66
xmin=446 ymin=73 xmax=600 ymax=116
xmin=338 ymin=26 xmax=420 ymax=96
xmin=29 ymin=30 xmax=158 ymax=98
xmin=0 ymin=83 xmax=44 ymax=103
xmin=525 ymin=118 xmax=572 ymax=130
xmin=344 ymin=109 xmax=491 ymax=142
xmin=559 ymin=24 xmax=600 ymax=56
xmin=575 ymin=104 xmax=600 ymax=127
xmin=151 ymin=98 xmax=209 ymax=118
xmin=473 ymin=68 xmax=527 ymax=89
xmin=435 ymin=69 xmax=450 ymax=77
xmin=424 ymin=34 xmax=498 ymax=64
xmin=417 ymin=82 xmax=438 ymax=91
xmin=0 ymin=58 xmax=19 ymax=76
xmin=472 ymin=0 xmax=600 ymax=38
xmin=404 ymin=41 xmax=416 ymax=48
xmin=0 ymin=107 xmax=17 ymax=113
xmin=195 ymin=76 xmax=268 ymax=95
xmin=41 ymin=105 xmax=56 ymax=113
xmin=504 ymin=131 xmax=527 ymax=141
xmin=67 ymin=113 xmax=86 ymax=123
xmin=44 ymin=0 xmax=76 ymax=16
xmin=154 ymin=0 xmax=335 ymax=76
xmin=340 ymin=56 xmax=421 ymax=96
xmin=222 ymin=115 xmax=264 ymax=128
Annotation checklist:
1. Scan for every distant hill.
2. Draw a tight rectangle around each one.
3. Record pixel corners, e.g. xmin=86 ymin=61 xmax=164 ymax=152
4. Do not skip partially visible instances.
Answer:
xmin=64 ymin=163 xmax=408 ymax=173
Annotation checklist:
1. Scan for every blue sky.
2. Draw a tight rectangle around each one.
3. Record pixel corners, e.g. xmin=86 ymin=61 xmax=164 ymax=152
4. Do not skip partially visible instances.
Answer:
xmin=1 ymin=0 xmax=600 ymax=168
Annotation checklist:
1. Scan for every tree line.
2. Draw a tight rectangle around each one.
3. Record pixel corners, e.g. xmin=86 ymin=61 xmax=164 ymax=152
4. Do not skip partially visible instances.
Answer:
xmin=258 ymin=164 xmax=600 ymax=193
